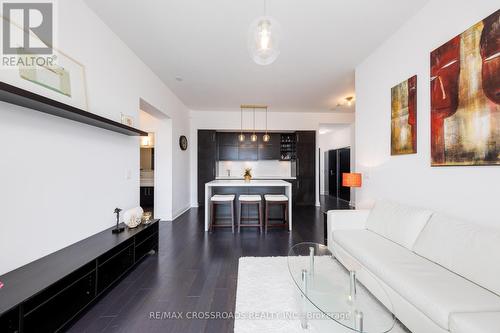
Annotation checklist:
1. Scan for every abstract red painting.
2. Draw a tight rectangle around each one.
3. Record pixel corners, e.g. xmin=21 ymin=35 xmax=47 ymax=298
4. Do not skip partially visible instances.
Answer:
xmin=430 ymin=9 xmax=499 ymax=166
xmin=391 ymin=75 xmax=417 ymax=155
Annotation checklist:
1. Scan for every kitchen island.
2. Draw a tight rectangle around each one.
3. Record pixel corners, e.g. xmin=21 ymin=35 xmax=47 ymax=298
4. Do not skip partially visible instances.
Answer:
xmin=204 ymin=179 xmax=292 ymax=231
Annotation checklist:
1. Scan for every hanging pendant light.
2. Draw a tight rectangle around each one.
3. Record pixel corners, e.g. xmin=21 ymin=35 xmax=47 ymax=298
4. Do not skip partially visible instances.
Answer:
xmin=248 ymin=0 xmax=281 ymax=65
xmin=238 ymin=106 xmax=245 ymax=142
xmin=263 ymin=106 xmax=270 ymax=142
xmin=250 ymin=107 xmax=258 ymax=142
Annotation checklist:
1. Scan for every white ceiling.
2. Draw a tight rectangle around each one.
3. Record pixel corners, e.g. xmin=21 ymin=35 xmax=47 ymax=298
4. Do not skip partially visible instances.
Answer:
xmin=84 ymin=0 xmax=429 ymax=112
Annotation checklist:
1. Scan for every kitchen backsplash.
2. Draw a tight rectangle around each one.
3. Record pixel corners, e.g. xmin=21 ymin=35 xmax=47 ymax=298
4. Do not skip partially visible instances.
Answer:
xmin=217 ymin=160 xmax=292 ymax=178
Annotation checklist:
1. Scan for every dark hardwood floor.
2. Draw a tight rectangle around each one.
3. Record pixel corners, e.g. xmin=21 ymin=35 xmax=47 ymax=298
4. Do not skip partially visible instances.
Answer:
xmin=68 ymin=204 xmax=325 ymax=333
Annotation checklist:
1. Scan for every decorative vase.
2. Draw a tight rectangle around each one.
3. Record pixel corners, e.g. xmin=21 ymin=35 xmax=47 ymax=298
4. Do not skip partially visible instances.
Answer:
xmin=244 ymin=175 xmax=252 ymax=182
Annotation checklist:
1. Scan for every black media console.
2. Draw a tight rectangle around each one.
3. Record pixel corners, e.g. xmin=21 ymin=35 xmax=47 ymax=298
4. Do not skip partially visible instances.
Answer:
xmin=0 ymin=219 xmax=160 ymax=333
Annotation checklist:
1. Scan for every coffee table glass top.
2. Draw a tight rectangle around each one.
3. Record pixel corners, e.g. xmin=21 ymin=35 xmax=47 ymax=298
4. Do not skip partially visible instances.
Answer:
xmin=287 ymin=242 xmax=395 ymax=333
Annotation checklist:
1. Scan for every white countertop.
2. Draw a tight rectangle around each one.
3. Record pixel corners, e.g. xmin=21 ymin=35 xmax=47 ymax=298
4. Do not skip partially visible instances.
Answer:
xmin=206 ymin=179 xmax=291 ymax=187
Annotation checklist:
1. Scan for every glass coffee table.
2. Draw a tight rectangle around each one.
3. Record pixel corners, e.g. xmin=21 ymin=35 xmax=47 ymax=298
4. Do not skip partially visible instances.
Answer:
xmin=288 ymin=242 xmax=395 ymax=333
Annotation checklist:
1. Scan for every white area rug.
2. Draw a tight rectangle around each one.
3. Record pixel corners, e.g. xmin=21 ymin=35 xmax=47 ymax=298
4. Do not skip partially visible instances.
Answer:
xmin=234 ymin=256 xmax=411 ymax=333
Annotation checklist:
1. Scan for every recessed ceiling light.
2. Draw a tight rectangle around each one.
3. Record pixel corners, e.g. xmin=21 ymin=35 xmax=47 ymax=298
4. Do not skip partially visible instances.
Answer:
xmin=175 ymin=76 xmax=183 ymax=82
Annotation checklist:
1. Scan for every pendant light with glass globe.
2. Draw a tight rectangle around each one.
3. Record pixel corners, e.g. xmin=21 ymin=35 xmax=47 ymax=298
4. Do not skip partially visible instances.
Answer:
xmin=263 ymin=106 xmax=270 ymax=142
xmin=248 ymin=0 xmax=281 ymax=65
xmin=238 ymin=106 xmax=245 ymax=142
xmin=239 ymin=105 xmax=272 ymax=143
xmin=250 ymin=107 xmax=258 ymax=142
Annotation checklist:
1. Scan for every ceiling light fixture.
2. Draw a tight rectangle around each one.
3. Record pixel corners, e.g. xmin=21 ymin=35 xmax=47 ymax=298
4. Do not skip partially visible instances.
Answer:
xmin=263 ymin=106 xmax=270 ymax=142
xmin=248 ymin=0 xmax=281 ymax=65
xmin=251 ymin=107 xmax=258 ymax=142
xmin=345 ymin=96 xmax=354 ymax=106
xmin=238 ymin=106 xmax=245 ymax=142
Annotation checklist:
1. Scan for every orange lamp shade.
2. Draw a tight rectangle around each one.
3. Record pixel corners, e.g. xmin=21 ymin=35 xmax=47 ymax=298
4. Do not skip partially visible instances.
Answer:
xmin=342 ymin=173 xmax=362 ymax=188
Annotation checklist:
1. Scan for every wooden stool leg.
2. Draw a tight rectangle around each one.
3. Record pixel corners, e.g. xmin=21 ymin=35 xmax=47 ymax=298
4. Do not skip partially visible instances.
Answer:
xmin=284 ymin=201 xmax=289 ymax=230
xmin=210 ymin=202 xmax=215 ymax=232
xmin=258 ymin=201 xmax=263 ymax=233
xmin=265 ymin=202 xmax=269 ymax=234
xmin=230 ymin=201 xmax=235 ymax=234
xmin=238 ymin=200 xmax=242 ymax=233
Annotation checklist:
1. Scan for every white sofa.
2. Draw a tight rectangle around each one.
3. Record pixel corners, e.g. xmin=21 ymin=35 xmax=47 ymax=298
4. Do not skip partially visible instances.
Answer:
xmin=327 ymin=200 xmax=500 ymax=333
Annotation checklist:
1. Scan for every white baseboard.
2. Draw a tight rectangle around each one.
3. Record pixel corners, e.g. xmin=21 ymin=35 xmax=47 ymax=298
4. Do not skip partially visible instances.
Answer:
xmin=172 ymin=205 xmax=191 ymax=220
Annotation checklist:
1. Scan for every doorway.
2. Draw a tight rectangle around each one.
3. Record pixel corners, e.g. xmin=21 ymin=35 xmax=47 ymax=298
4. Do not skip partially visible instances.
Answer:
xmin=327 ymin=147 xmax=351 ymax=202
xmin=139 ymin=98 xmax=173 ymax=221
xmin=140 ymin=133 xmax=155 ymax=215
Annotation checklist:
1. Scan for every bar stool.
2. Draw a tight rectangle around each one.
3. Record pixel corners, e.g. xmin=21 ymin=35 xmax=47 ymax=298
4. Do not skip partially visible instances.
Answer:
xmin=238 ymin=194 xmax=263 ymax=233
xmin=264 ymin=194 xmax=289 ymax=233
xmin=210 ymin=194 xmax=236 ymax=233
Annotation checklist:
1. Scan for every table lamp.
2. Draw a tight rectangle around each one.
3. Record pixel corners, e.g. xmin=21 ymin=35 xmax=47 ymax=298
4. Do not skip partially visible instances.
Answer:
xmin=342 ymin=173 xmax=362 ymax=208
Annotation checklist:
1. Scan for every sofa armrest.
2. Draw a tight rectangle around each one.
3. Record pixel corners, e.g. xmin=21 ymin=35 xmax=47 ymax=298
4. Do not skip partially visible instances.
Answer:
xmin=327 ymin=210 xmax=370 ymax=249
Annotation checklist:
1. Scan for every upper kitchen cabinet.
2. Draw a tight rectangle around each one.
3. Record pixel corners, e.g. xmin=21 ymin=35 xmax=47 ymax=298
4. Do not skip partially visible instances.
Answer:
xmin=238 ymin=136 xmax=258 ymax=160
xmin=214 ymin=131 xmax=298 ymax=162
xmin=198 ymin=130 xmax=217 ymax=206
xmin=258 ymin=133 xmax=281 ymax=160
xmin=217 ymin=132 xmax=239 ymax=160
xmin=217 ymin=132 xmax=238 ymax=146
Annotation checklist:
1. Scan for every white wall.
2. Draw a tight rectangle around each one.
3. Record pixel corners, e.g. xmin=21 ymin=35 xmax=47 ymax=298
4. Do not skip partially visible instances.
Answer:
xmin=0 ymin=0 xmax=190 ymax=275
xmin=189 ymin=109 xmax=355 ymax=206
xmin=318 ymin=124 xmax=354 ymax=194
xmin=355 ymin=0 xmax=499 ymax=227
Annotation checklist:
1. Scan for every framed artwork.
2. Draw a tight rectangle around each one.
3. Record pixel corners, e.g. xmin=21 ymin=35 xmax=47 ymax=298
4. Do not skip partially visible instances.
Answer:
xmin=391 ymin=75 xmax=417 ymax=155
xmin=430 ymin=9 xmax=499 ymax=166
xmin=1 ymin=16 xmax=89 ymax=111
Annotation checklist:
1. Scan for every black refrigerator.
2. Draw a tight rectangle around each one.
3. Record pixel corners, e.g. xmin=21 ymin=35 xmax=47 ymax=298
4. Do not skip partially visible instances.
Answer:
xmin=327 ymin=147 xmax=351 ymax=202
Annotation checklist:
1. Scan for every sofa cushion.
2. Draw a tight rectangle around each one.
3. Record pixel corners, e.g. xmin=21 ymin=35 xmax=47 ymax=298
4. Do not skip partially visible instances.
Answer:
xmin=413 ymin=214 xmax=500 ymax=297
xmin=365 ymin=200 xmax=433 ymax=249
xmin=449 ymin=312 xmax=500 ymax=333
xmin=333 ymin=229 xmax=500 ymax=330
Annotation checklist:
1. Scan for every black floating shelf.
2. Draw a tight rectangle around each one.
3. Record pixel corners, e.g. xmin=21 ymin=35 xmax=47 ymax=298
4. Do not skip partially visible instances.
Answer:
xmin=0 ymin=81 xmax=148 ymax=136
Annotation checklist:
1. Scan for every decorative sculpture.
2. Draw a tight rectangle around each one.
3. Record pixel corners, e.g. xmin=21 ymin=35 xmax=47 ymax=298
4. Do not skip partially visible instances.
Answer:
xmin=112 ymin=207 xmax=125 ymax=234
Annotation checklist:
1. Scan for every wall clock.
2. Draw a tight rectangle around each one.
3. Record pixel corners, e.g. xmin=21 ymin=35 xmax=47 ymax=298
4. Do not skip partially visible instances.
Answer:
xmin=179 ymin=135 xmax=188 ymax=150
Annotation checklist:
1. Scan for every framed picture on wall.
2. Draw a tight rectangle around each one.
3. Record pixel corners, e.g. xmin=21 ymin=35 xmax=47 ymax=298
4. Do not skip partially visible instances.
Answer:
xmin=391 ymin=75 xmax=417 ymax=155
xmin=1 ymin=16 xmax=89 ymax=111
xmin=430 ymin=9 xmax=499 ymax=166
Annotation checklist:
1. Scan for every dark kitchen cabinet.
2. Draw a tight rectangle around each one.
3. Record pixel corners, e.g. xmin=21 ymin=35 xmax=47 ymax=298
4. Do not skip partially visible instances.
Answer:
xmin=295 ymin=131 xmax=316 ymax=205
xmin=238 ymin=137 xmax=258 ymax=160
xmin=296 ymin=177 xmax=315 ymax=205
xmin=217 ymin=132 xmax=239 ymax=160
xmin=140 ymin=187 xmax=154 ymax=207
xmin=218 ymin=145 xmax=239 ymax=160
xmin=198 ymin=130 xmax=217 ymax=206
xmin=217 ymin=132 xmax=238 ymax=146
xmin=258 ymin=133 xmax=280 ymax=160
xmin=215 ymin=132 xmax=281 ymax=161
